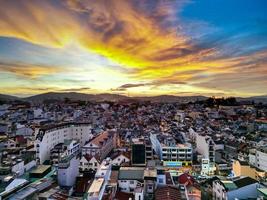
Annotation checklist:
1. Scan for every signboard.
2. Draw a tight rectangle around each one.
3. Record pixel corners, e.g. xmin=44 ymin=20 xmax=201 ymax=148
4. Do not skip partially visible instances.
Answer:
xmin=163 ymin=161 xmax=183 ymax=167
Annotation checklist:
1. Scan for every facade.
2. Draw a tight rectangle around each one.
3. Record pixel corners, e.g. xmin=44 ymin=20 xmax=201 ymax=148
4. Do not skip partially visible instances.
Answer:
xmin=196 ymin=134 xmax=216 ymax=175
xmin=150 ymin=134 xmax=192 ymax=167
xmin=86 ymin=159 xmax=112 ymax=200
xmin=232 ymin=160 xmax=266 ymax=181
xmin=255 ymin=147 xmax=267 ymax=171
xmin=111 ymin=153 xmax=130 ymax=166
xmin=80 ymin=155 xmax=100 ymax=171
xmin=35 ymin=123 xmax=92 ymax=164
xmin=82 ymin=130 xmax=117 ymax=161
xmin=57 ymin=154 xmax=80 ymax=187
xmin=118 ymin=167 xmax=145 ymax=193
xmin=212 ymin=176 xmax=260 ymax=200
xmin=51 ymin=139 xmax=80 ymax=166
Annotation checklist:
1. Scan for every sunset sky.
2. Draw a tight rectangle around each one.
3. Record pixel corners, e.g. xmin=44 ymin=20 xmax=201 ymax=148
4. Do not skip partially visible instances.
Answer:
xmin=0 ymin=0 xmax=267 ymax=97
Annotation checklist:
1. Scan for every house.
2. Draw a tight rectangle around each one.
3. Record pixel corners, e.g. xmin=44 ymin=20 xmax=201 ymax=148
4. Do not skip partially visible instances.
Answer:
xmin=118 ymin=167 xmax=145 ymax=193
xmin=80 ymin=155 xmax=100 ymax=172
xmin=111 ymin=152 xmax=130 ymax=166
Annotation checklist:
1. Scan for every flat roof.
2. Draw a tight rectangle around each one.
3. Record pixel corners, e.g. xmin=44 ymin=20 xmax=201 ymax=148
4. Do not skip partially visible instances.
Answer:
xmin=30 ymin=165 xmax=51 ymax=174
xmin=8 ymin=186 xmax=37 ymax=200
xmin=258 ymin=188 xmax=267 ymax=196
xmin=88 ymin=178 xmax=104 ymax=196
xmin=119 ymin=167 xmax=144 ymax=180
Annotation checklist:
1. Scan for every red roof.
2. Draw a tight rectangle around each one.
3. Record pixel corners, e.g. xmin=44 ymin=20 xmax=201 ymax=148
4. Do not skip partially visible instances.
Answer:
xmin=178 ymin=173 xmax=195 ymax=186
xmin=155 ymin=186 xmax=182 ymax=200
xmin=114 ymin=191 xmax=134 ymax=200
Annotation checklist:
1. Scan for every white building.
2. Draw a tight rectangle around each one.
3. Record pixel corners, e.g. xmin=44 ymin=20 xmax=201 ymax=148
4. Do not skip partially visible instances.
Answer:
xmin=212 ymin=176 xmax=261 ymax=200
xmin=57 ymin=154 xmax=80 ymax=187
xmin=80 ymin=155 xmax=100 ymax=171
xmin=150 ymin=134 xmax=192 ymax=167
xmin=196 ymin=134 xmax=216 ymax=175
xmin=111 ymin=153 xmax=130 ymax=166
xmin=35 ymin=123 xmax=92 ymax=164
xmin=86 ymin=159 xmax=112 ymax=200
xmin=255 ymin=147 xmax=267 ymax=171
xmin=118 ymin=167 xmax=144 ymax=193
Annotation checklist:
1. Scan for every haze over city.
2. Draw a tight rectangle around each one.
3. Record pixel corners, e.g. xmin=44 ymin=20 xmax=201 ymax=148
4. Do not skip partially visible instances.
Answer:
xmin=0 ymin=0 xmax=267 ymax=97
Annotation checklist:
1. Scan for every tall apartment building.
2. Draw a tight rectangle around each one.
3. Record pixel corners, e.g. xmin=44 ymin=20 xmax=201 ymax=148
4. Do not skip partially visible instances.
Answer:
xmin=196 ymin=134 xmax=216 ymax=175
xmin=57 ymin=153 xmax=80 ymax=187
xmin=82 ymin=130 xmax=117 ymax=161
xmin=131 ymin=137 xmax=153 ymax=166
xmin=150 ymin=134 xmax=192 ymax=167
xmin=56 ymin=138 xmax=81 ymax=187
xmin=35 ymin=123 xmax=92 ymax=164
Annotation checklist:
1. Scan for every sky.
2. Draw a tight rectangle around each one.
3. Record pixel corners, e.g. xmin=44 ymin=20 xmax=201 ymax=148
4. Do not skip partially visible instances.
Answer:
xmin=0 ymin=0 xmax=267 ymax=97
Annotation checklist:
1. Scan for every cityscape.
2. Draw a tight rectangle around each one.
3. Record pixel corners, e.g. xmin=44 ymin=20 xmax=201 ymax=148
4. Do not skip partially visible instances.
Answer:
xmin=0 ymin=0 xmax=267 ymax=200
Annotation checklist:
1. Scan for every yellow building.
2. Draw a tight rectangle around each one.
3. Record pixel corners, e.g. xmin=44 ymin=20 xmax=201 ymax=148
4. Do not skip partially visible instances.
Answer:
xmin=232 ymin=160 xmax=266 ymax=181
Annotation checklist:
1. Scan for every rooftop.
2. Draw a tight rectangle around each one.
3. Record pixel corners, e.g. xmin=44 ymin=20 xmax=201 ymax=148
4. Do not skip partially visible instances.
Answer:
xmin=119 ymin=167 xmax=145 ymax=181
xmin=87 ymin=178 xmax=104 ymax=197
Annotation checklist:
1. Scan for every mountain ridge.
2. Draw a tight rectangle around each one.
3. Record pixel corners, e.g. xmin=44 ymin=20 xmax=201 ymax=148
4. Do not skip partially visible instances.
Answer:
xmin=0 ymin=92 xmax=266 ymax=103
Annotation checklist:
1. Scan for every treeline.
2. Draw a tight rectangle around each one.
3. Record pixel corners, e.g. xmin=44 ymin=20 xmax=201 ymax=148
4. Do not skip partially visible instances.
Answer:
xmin=196 ymin=97 xmax=239 ymax=107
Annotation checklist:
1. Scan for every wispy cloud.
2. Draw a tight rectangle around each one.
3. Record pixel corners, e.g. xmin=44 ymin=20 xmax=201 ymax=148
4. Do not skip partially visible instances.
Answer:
xmin=0 ymin=61 xmax=66 ymax=78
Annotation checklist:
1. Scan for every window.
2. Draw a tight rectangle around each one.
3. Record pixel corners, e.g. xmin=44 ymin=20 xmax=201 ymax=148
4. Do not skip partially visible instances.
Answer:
xmin=130 ymin=180 xmax=134 ymax=184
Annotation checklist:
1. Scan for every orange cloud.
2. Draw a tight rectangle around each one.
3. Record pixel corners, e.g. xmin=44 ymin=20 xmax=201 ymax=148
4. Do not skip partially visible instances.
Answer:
xmin=0 ymin=62 xmax=66 ymax=78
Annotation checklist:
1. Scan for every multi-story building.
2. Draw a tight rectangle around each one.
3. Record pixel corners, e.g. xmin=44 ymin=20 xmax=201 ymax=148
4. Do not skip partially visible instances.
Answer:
xmin=50 ymin=139 xmax=80 ymax=166
xmin=57 ymin=153 xmax=80 ymax=187
xmin=35 ymin=122 xmax=92 ymax=164
xmin=82 ymin=130 xmax=117 ymax=161
xmin=131 ymin=137 xmax=153 ymax=166
xmin=118 ymin=167 xmax=145 ymax=193
xmin=150 ymin=134 xmax=192 ymax=167
xmin=196 ymin=134 xmax=216 ymax=175
xmin=86 ymin=159 xmax=112 ymax=200
xmin=249 ymin=146 xmax=267 ymax=172
xmin=255 ymin=146 xmax=267 ymax=171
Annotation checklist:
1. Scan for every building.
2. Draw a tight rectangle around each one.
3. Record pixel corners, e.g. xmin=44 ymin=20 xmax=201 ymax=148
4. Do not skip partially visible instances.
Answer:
xmin=232 ymin=160 xmax=266 ymax=181
xmin=35 ymin=123 xmax=92 ymax=164
xmin=255 ymin=146 xmax=267 ymax=171
xmin=196 ymin=134 xmax=216 ymax=175
xmin=80 ymin=155 xmax=100 ymax=172
xmin=86 ymin=159 xmax=112 ymax=200
xmin=155 ymin=186 xmax=184 ymax=200
xmin=131 ymin=137 xmax=153 ymax=166
xmin=212 ymin=176 xmax=261 ymax=200
xmin=82 ymin=130 xmax=117 ymax=161
xmin=50 ymin=139 xmax=80 ymax=166
xmin=111 ymin=152 xmax=130 ymax=166
xmin=150 ymin=134 xmax=192 ymax=167
xmin=57 ymin=154 xmax=80 ymax=187
xmin=144 ymin=168 xmax=157 ymax=199
xmin=118 ymin=167 xmax=145 ymax=193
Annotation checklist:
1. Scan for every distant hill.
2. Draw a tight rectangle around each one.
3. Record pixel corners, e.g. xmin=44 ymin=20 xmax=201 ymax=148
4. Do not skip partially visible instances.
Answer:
xmin=135 ymin=95 xmax=208 ymax=103
xmin=23 ymin=92 xmax=130 ymax=103
xmin=23 ymin=92 xmax=207 ymax=103
xmin=1 ymin=92 xmax=267 ymax=104
xmin=237 ymin=95 xmax=267 ymax=103
xmin=0 ymin=94 xmax=20 ymax=101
